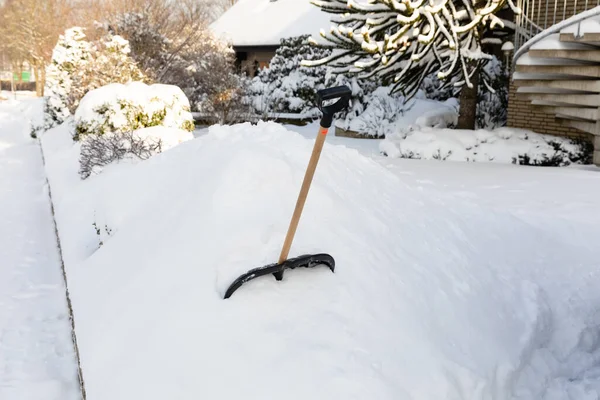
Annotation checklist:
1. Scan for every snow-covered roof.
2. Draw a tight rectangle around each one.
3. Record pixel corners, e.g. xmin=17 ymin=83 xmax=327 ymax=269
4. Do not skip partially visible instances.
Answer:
xmin=209 ymin=0 xmax=333 ymax=47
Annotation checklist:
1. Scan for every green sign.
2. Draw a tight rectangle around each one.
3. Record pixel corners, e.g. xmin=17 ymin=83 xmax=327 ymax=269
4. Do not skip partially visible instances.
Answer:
xmin=12 ymin=71 xmax=31 ymax=82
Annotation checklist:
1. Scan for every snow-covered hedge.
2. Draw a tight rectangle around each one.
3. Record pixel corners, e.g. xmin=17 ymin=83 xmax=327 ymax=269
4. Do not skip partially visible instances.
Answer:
xmin=73 ymin=81 xmax=194 ymax=140
xmin=380 ymin=127 xmax=592 ymax=166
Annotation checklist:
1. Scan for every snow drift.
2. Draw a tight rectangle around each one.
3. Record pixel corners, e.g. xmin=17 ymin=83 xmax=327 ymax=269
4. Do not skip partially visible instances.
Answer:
xmin=41 ymin=121 xmax=600 ymax=399
xmin=380 ymin=126 xmax=589 ymax=166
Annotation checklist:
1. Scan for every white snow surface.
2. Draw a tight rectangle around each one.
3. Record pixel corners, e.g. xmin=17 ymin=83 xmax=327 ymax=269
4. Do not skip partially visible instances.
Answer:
xmin=209 ymin=0 xmax=332 ymax=46
xmin=380 ymin=126 xmax=582 ymax=164
xmin=41 ymin=118 xmax=600 ymax=399
xmin=0 ymin=99 xmax=80 ymax=399
xmin=130 ymin=126 xmax=194 ymax=149
xmin=561 ymin=14 xmax=600 ymax=35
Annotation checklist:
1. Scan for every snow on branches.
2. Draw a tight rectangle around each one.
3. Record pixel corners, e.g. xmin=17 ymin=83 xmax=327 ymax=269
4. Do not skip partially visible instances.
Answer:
xmin=303 ymin=0 xmax=520 ymax=100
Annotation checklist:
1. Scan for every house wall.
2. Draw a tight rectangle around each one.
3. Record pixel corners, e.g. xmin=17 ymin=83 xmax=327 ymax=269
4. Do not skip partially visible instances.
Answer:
xmin=506 ymin=0 xmax=596 ymax=144
xmin=236 ymin=50 xmax=277 ymax=77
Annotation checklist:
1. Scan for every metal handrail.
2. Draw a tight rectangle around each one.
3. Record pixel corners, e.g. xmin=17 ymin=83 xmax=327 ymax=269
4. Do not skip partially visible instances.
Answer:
xmin=513 ymin=0 xmax=600 ymax=53
xmin=512 ymin=5 xmax=600 ymax=67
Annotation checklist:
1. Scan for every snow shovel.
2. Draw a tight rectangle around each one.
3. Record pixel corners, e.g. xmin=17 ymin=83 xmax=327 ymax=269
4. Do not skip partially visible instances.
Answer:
xmin=223 ymin=85 xmax=352 ymax=299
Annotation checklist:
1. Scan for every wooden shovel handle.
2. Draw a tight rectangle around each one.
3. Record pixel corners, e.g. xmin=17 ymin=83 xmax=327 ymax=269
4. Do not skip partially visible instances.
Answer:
xmin=278 ymin=126 xmax=329 ymax=264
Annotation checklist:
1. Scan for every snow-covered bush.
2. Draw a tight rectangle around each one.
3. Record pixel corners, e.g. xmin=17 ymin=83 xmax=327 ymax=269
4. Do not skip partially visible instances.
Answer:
xmin=419 ymin=55 xmax=509 ymax=130
xmin=419 ymin=72 xmax=455 ymax=103
xmin=107 ymin=11 xmax=245 ymax=123
xmin=333 ymin=87 xmax=458 ymax=138
xmin=250 ymin=35 xmax=335 ymax=118
xmin=76 ymin=33 xmax=146 ymax=104
xmin=108 ymin=12 xmax=172 ymax=81
xmin=43 ymin=27 xmax=146 ymax=131
xmin=44 ymin=27 xmax=93 ymax=129
xmin=196 ymin=73 xmax=253 ymax=124
xmin=476 ymin=56 xmax=509 ymax=130
xmin=73 ymin=82 xmax=194 ymax=140
xmin=334 ymin=86 xmax=408 ymax=138
xmin=79 ymin=126 xmax=194 ymax=179
xmin=326 ymin=71 xmax=380 ymax=129
xmin=380 ymin=127 xmax=592 ymax=166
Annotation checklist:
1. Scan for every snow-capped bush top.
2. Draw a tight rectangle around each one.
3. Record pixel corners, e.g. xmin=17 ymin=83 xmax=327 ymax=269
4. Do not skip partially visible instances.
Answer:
xmin=249 ymin=35 xmax=332 ymax=118
xmin=43 ymin=26 xmax=146 ymax=131
xmin=44 ymin=27 xmax=94 ymax=127
xmin=74 ymin=81 xmax=195 ymax=139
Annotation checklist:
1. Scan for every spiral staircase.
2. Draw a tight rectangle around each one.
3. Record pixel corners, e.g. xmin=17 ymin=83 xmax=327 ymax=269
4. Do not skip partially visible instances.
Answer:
xmin=512 ymin=2 xmax=600 ymax=163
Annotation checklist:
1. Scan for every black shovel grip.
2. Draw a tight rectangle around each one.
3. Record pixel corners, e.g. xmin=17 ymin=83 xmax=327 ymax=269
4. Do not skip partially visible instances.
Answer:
xmin=317 ymin=85 xmax=352 ymax=128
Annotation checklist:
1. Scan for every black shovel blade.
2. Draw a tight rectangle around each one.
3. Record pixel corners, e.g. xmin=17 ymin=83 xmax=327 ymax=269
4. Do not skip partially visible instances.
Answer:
xmin=223 ymin=253 xmax=335 ymax=299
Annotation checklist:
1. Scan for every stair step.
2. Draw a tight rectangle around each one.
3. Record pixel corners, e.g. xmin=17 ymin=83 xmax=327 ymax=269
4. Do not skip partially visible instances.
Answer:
xmin=528 ymin=49 xmax=600 ymax=62
xmin=560 ymin=32 xmax=600 ymax=46
xmin=560 ymin=119 xmax=599 ymax=135
xmin=513 ymin=79 xmax=600 ymax=93
xmin=515 ymin=64 xmax=600 ymax=78
xmin=517 ymin=93 xmax=600 ymax=106
xmin=537 ymin=106 xmax=600 ymax=121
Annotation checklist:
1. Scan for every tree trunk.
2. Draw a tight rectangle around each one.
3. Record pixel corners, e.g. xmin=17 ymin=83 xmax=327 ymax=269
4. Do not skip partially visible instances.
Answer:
xmin=34 ymin=63 xmax=41 ymax=97
xmin=457 ymin=67 xmax=479 ymax=130
xmin=40 ymin=63 xmax=46 ymax=97
xmin=11 ymin=69 xmax=16 ymax=100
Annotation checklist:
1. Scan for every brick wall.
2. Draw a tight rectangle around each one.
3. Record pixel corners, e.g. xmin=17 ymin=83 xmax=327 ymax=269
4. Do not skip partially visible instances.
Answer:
xmin=506 ymin=81 xmax=593 ymax=142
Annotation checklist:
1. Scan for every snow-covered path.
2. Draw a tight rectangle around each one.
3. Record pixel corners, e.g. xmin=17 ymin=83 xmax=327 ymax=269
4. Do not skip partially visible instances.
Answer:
xmin=0 ymin=100 xmax=80 ymax=400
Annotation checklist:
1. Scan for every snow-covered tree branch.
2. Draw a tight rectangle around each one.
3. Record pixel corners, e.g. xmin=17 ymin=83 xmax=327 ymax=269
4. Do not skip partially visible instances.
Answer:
xmin=303 ymin=0 xmax=519 ymax=101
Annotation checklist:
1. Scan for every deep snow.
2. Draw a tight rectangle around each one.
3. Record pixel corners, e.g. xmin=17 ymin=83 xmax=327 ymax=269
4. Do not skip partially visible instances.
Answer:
xmin=0 ymin=99 xmax=80 ymax=399
xmin=41 ymin=115 xmax=600 ymax=399
xmin=379 ymin=126 xmax=584 ymax=166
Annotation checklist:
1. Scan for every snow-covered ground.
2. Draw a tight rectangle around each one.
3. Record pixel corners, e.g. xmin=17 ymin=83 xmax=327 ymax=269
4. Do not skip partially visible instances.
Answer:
xmin=0 ymin=99 xmax=80 ymax=399
xmin=39 ymin=104 xmax=600 ymax=400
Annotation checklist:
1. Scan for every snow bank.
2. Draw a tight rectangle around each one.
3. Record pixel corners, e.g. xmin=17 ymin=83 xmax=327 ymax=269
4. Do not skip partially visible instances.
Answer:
xmin=78 ymin=125 xmax=195 ymax=178
xmin=130 ymin=126 xmax=193 ymax=149
xmin=380 ymin=127 xmax=589 ymax=166
xmin=73 ymin=81 xmax=195 ymax=138
xmin=337 ymin=88 xmax=458 ymax=138
xmin=41 ymin=121 xmax=600 ymax=399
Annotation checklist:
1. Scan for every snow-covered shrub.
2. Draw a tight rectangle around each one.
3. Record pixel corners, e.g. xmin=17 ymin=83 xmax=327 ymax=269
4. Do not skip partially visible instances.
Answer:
xmin=74 ymin=82 xmax=194 ymax=140
xmin=44 ymin=27 xmax=93 ymax=129
xmin=76 ymin=33 xmax=146 ymax=104
xmin=107 ymin=11 xmax=245 ymax=123
xmin=419 ymin=55 xmax=509 ymax=129
xmin=250 ymin=35 xmax=333 ymax=118
xmin=419 ymin=72 xmax=455 ymax=103
xmin=43 ymin=27 xmax=146 ymax=131
xmin=196 ymin=73 xmax=253 ymax=124
xmin=326 ymin=71 xmax=380 ymax=130
xmin=380 ymin=127 xmax=591 ymax=166
xmin=78 ymin=126 xmax=193 ymax=179
xmin=108 ymin=12 xmax=172 ymax=81
xmin=333 ymin=86 xmax=458 ymax=138
xmin=335 ymin=86 xmax=408 ymax=138
xmin=476 ymin=56 xmax=509 ymax=130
